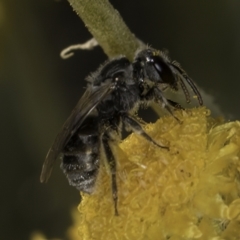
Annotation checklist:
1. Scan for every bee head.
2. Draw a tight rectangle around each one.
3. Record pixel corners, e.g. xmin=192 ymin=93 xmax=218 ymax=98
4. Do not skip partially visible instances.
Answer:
xmin=133 ymin=48 xmax=203 ymax=105
xmin=133 ymin=48 xmax=178 ymax=90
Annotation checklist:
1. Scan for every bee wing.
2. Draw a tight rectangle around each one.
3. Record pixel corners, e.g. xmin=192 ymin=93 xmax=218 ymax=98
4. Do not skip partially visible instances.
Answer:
xmin=40 ymin=82 xmax=114 ymax=183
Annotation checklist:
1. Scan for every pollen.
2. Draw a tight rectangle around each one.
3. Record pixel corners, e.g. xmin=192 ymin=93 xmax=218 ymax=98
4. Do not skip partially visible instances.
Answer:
xmin=75 ymin=107 xmax=240 ymax=240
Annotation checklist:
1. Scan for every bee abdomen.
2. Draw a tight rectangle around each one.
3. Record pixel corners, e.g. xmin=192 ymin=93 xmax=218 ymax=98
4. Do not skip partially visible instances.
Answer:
xmin=61 ymin=151 xmax=99 ymax=193
xmin=61 ymin=125 xmax=100 ymax=193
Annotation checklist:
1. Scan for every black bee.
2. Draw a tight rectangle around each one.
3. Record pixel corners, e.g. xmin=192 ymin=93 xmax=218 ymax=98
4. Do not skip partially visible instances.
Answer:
xmin=40 ymin=56 xmax=168 ymax=216
xmin=41 ymin=47 xmax=203 ymax=215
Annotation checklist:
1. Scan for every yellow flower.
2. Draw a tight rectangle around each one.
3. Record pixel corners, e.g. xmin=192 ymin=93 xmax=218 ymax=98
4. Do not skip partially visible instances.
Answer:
xmin=74 ymin=107 xmax=240 ymax=240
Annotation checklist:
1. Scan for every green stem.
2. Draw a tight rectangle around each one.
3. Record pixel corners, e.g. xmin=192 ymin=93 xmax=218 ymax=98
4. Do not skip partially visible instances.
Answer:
xmin=67 ymin=0 xmax=140 ymax=60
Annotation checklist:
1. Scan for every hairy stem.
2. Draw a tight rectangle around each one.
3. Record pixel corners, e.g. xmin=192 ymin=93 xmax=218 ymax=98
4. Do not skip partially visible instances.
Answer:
xmin=67 ymin=0 xmax=140 ymax=60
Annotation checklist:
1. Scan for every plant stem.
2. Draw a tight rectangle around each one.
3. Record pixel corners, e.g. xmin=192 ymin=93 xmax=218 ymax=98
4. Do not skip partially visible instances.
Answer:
xmin=67 ymin=0 xmax=140 ymax=60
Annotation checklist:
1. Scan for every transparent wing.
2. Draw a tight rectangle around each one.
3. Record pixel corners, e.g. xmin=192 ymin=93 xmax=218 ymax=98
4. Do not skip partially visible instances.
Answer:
xmin=40 ymin=82 xmax=114 ymax=183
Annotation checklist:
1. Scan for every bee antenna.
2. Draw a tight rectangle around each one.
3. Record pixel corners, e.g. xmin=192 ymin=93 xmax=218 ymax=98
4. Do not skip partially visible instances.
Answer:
xmin=170 ymin=63 xmax=203 ymax=106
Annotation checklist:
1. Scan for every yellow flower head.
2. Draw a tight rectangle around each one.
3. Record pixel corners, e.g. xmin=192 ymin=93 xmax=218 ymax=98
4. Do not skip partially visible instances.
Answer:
xmin=72 ymin=108 xmax=240 ymax=239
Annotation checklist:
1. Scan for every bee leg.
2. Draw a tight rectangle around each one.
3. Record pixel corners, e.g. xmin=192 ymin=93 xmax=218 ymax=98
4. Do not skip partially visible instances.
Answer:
xmin=102 ymin=135 xmax=119 ymax=216
xmin=141 ymin=87 xmax=179 ymax=123
xmin=166 ymin=99 xmax=184 ymax=110
xmin=123 ymin=114 xmax=169 ymax=150
xmin=153 ymin=87 xmax=181 ymax=123
xmin=164 ymin=99 xmax=183 ymax=124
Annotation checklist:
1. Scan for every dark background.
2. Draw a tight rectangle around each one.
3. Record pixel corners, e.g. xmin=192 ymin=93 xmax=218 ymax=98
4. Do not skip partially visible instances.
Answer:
xmin=1 ymin=0 xmax=240 ymax=239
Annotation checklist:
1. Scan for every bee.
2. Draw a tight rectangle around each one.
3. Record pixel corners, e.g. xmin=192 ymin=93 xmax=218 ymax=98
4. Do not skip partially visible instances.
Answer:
xmin=41 ymin=47 xmax=203 ymax=215
xmin=40 ymin=56 xmax=168 ymax=216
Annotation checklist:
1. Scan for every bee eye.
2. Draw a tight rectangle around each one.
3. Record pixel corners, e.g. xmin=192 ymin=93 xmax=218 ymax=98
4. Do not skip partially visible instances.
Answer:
xmin=152 ymin=58 xmax=163 ymax=72
xmin=151 ymin=56 xmax=175 ymax=85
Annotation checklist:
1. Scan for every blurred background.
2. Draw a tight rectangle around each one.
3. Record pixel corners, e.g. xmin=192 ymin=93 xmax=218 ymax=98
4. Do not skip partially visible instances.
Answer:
xmin=1 ymin=0 xmax=240 ymax=239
